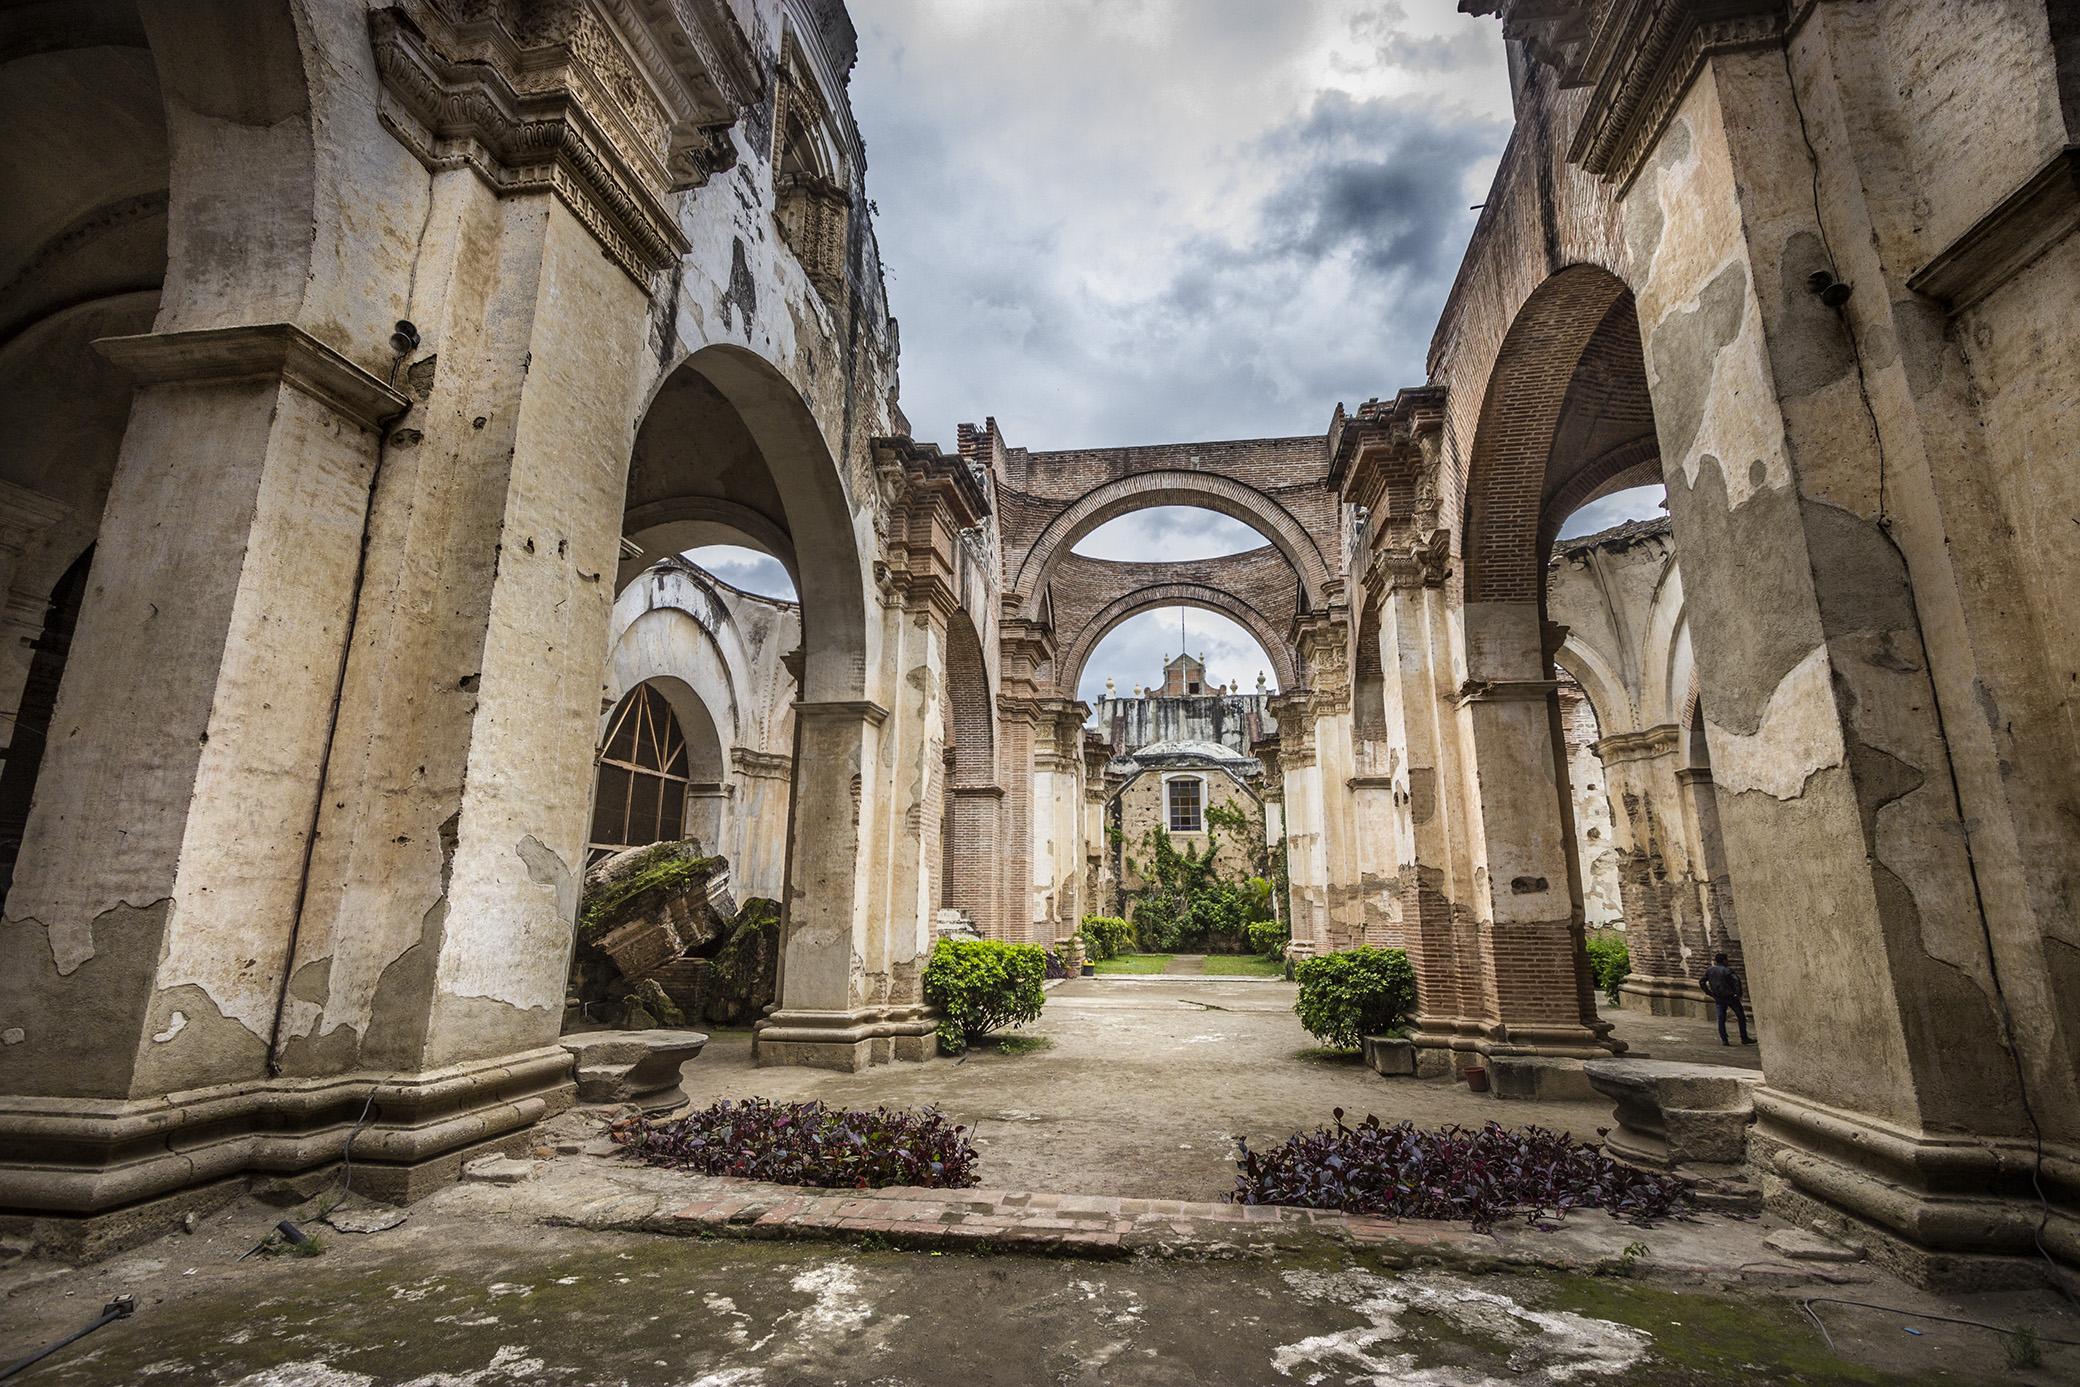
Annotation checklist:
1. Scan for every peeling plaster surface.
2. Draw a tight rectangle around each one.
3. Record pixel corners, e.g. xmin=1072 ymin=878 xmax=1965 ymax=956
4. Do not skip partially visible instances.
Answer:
xmin=1703 ymin=649 xmax=1843 ymax=801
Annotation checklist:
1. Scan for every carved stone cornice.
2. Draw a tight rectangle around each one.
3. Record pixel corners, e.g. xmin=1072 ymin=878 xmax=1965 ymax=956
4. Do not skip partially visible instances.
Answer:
xmin=95 ymin=324 xmax=409 ymax=430
xmin=868 ymin=436 xmax=991 ymax=618
xmin=369 ymin=0 xmax=760 ymax=288
xmin=1329 ymin=384 xmax=1447 ymax=512
xmin=1910 ymin=146 xmax=2080 ymax=314
xmin=731 ymin=746 xmax=793 ymax=779
xmin=1595 ymin=724 xmax=1684 ymax=764
xmin=1366 ymin=529 xmax=1452 ymax=599
xmin=1570 ymin=1 xmax=1787 ymax=189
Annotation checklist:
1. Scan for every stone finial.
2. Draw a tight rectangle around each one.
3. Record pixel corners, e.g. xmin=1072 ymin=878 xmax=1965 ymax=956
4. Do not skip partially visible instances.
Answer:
xmin=1105 ymin=676 xmax=1115 ymax=697
xmin=1256 ymin=672 xmax=1268 ymax=692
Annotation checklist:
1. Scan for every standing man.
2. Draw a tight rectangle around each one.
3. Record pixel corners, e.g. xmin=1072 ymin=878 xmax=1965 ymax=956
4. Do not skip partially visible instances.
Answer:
xmin=1699 ymin=953 xmax=1752 ymax=1046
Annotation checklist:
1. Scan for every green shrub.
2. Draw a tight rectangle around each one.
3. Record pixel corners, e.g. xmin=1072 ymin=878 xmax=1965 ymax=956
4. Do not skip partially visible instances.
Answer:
xmin=1585 ymin=930 xmax=1630 ymax=1004
xmin=1079 ymin=915 xmax=1135 ymax=961
xmin=1246 ymin=917 xmax=1288 ymax=959
xmin=1293 ymin=947 xmax=1416 ymax=1050
xmin=922 ymin=938 xmax=1046 ymax=1053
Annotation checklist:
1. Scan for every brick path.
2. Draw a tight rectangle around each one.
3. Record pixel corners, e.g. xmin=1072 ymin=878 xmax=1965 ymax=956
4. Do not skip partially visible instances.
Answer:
xmin=662 ymin=1179 xmax=1474 ymax=1257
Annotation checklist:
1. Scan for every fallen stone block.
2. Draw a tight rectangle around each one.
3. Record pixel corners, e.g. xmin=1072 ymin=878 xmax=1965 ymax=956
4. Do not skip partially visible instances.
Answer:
xmin=560 ymin=1028 xmax=708 ymax=1110
xmin=1487 ymin=1056 xmax=1594 ymax=1101
xmin=461 ymin=1156 xmax=537 ymax=1185
xmin=1584 ymin=1058 xmax=1761 ymax=1170
xmin=1764 ymin=1227 xmax=1866 ymax=1263
xmin=1362 ymin=1035 xmax=1416 ymax=1076
xmin=325 ymin=1206 xmax=408 ymax=1235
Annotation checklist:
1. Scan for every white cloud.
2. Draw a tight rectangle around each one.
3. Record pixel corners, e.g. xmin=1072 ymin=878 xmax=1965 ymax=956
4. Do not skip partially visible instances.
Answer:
xmin=1077 ymin=606 xmax=1278 ymax=705
xmin=1555 ymin=485 xmax=1667 ymax=541
xmin=684 ymin=545 xmax=796 ymax=600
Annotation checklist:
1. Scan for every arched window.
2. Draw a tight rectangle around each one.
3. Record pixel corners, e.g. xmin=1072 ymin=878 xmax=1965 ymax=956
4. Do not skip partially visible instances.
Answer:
xmin=589 ymin=684 xmax=691 ymax=864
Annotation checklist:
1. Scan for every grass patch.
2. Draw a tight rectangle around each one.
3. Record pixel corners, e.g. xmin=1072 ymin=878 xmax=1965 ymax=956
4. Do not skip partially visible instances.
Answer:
xmin=1203 ymin=954 xmax=1284 ymax=977
xmin=1294 ymin=1046 xmax=1364 ymax=1064
xmin=969 ymin=1032 xmax=1054 ymax=1056
xmin=1093 ymin=952 xmax=1177 ymax=974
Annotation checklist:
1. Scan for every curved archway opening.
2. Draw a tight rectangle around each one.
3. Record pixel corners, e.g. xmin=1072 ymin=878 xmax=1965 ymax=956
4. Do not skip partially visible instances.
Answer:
xmin=588 ymin=680 xmax=725 ymax=866
xmin=1071 ymin=505 xmax=1270 ymax=563
xmin=1074 ymin=603 xmax=1284 ymax=706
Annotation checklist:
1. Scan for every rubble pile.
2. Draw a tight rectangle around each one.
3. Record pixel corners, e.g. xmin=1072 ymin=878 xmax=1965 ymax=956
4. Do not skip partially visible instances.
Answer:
xmin=566 ymin=840 xmax=780 ymax=1031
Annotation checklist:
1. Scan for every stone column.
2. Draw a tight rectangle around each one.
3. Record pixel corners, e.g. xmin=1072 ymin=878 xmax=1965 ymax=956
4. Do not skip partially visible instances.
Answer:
xmin=1449 ymin=601 xmax=1620 ymax=1059
xmin=1268 ymin=690 xmax=1326 ymax=952
xmin=1 ymin=326 xmax=407 ymax=1115
xmin=1612 ymin=18 xmax=2073 ymax=1272
xmin=0 ymin=484 xmax=71 ymax=783
xmin=1599 ymin=726 xmax=1704 ymax=1016
xmin=995 ymin=618 xmax=1054 ymax=944
xmin=1030 ymin=698 xmax=1089 ymax=940
xmin=1296 ymin=615 xmax=1360 ymax=950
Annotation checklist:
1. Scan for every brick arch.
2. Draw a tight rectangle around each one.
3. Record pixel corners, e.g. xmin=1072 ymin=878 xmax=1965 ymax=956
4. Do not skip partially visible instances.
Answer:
xmin=1461 ymin=265 xmax=1659 ymax=605
xmin=944 ymin=610 xmax=994 ymax=789
xmin=1056 ymin=583 xmax=1297 ymax=698
xmin=1010 ymin=470 xmax=1332 ymax=618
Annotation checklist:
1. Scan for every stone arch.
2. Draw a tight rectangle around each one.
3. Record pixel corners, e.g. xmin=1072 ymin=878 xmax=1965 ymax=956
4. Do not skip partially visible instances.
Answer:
xmin=1461 ymin=264 xmax=1655 ymax=609
xmin=632 ymin=343 xmax=868 ymax=703
xmin=1011 ymin=470 xmax=1333 ymax=618
xmin=1638 ymin=556 xmax=1694 ymax=732
xmin=1553 ymin=636 xmax=1634 ymax=739
xmin=620 ymin=495 xmax=801 ymax=595
xmin=940 ymin=610 xmax=1000 ymax=932
xmin=1056 ymin=583 xmax=1298 ymax=697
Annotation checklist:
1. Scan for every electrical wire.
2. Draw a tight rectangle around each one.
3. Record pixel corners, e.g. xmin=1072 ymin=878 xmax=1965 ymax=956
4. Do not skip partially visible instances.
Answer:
xmin=0 ymin=1297 xmax=135 ymax=1381
xmin=1799 ymin=1296 xmax=2080 ymax=1354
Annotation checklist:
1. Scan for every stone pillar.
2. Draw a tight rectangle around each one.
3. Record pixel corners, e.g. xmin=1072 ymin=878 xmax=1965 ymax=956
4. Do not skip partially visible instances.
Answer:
xmin=1674 ymin=764 xmax=1743 ymax=974
xmin=1029 ymin=698 xmax=1089 ymax=939
xmin=1613 ymin=18 xmax=2074 ymax=1274
xmin=1449 ymin=600 xmax=1619 ymax=1059
xmin=0 ymin=484 xmax=71 ymax=784
xmin=1268 ymin=690 xmax=1326 ymax=952
xmin=1599 ymin=726 xmax=1705 ymax=1016
xmin=1296 ymin=614 xmax=1360 ymax=950
xmin=1 ymin=326 xmax=407 ymax=1111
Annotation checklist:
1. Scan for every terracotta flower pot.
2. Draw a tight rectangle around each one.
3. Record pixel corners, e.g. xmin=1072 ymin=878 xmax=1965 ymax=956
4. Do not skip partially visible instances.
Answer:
xmin=1464 ymin=1066 xmax=1490 ymax=1093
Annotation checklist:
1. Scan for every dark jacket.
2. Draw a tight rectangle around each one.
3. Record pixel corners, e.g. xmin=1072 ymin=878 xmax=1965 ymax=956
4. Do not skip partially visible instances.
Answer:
xmin=1700 ymin=964 xmax=1742 ymax=1003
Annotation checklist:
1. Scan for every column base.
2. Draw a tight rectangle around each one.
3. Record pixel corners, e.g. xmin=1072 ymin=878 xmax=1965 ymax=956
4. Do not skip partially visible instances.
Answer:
xmin=1618 ymin=975 xmax=1726 ymax=1020
xmin=0 ymin=1046 xmax=574 ymax=1254
xmin=1753 ymin=1086 xmax=2078 ymax=1291
xmin=1407 ymin=1011 xmax=1626 ymax=1071
xmin=754 ymin=1006 xmax=941 ymax=1071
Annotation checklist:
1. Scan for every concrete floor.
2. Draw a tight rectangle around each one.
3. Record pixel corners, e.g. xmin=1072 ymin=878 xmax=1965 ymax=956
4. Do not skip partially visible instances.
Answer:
xmin=677 ymin=977 xmax=1757 ymax=1201
xmin=6 ymin=1201 xmax=2072 ymax=1386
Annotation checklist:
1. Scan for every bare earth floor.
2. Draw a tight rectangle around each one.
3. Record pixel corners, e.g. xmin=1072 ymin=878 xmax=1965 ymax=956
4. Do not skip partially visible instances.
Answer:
xmin=5 ymin=983 xmax=2070 ymax=1385
xmin=679 ymin=976 xmax=1754 ymax=1201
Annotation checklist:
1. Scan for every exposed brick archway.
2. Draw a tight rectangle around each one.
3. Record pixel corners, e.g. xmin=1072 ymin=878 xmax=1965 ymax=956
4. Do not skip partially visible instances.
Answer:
xmin=1056 ymin=581 xmax=1299 ymax=697
xmin=1008 ymin=467 xmax=1334 ymax=618
xmin=1460 ymin=265 xmax=1656 ymax=607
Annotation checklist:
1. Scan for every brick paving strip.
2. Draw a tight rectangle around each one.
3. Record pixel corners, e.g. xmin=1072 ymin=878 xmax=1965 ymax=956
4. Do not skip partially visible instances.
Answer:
xmin=648 ymin=1181 xmax=1392 ymax=1258
xmin=469 ymin=1146 xmax=1864 ymax=1286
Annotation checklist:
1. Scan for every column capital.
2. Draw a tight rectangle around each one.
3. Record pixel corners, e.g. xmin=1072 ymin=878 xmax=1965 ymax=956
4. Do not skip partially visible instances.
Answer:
xmin=95 ymin=324 xmax=409 ymax=431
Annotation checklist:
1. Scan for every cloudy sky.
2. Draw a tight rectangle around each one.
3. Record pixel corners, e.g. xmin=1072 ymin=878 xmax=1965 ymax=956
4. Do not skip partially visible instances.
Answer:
xmin=694 ymin=3 xmax=1664 ymax=703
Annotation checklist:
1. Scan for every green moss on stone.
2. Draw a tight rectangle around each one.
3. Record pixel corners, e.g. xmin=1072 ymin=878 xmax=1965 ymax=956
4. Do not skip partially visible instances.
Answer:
xmin=576 ymin=843 xmax=724 ymax=939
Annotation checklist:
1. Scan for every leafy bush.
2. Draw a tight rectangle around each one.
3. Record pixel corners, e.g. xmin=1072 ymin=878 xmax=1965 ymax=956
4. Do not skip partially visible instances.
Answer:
xmin=614 ymin=1098 xmax=978 ymax=1189
xmin=922 ymin=938 xmax=1046 ymax=1053
xmin=1079 ymin=915 xmax=1135 ymax=961
xmin=1233 ymin=1113 xmax=1691 ymax=1230
xmin=1293 ymin=947 xmax=1416 ymax=1050
xmin=1585 ymin=931 xmax=1630 ymax=1004
xmin=1246 ymin=917 xmax=1288 ymax=960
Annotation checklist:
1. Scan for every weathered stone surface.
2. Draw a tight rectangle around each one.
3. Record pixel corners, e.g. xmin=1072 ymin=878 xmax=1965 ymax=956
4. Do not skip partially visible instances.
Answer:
xmin=1488 ymin=1056 xmax=1595 ymax=1102
xmin=1363 ymin=1035 xmax=1416 ymax=1077
xmin=461 ymin=1156 xmax=538 ymax=1186
xmin=1764 ymin=1227 xmax=1866 ymax=1263
xmin=325 ymin=1206 xmax=408 ymax=1235
xmin=1585 ymin=1059 xmax=1761 ymax=1170
xmin=561 ymin=1028 xmax=708 ymax=1109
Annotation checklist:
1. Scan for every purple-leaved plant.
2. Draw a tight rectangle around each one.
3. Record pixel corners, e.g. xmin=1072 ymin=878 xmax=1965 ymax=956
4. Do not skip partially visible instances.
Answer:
xmin=612 ymin=1098 xmax=981 ymax=1190
xmin=1232 ymin=1111 xmax=1691 ymax=1230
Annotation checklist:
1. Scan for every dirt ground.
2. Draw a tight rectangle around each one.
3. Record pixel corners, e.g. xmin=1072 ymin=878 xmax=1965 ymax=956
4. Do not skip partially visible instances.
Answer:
xmin=677 ymin=977 xmax=1751 ymax=1201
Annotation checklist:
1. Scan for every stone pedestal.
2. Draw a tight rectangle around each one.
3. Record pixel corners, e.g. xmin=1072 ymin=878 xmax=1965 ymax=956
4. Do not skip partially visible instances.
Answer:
xmin=1489 ymin=1056 xmax=1596 ymax=1102
xmin=559 ymin=1029 xmax=707 ymax=1110
xmin=1584 ymin=1058 xmax=1760 ymax=1171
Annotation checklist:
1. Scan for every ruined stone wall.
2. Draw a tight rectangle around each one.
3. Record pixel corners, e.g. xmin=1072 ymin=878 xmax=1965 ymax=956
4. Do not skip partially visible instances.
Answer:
xmin=1111 ymin=769 xmax=1263 ymax=901
xmin=1087 ymin=694 xmax=1272 ymax=760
